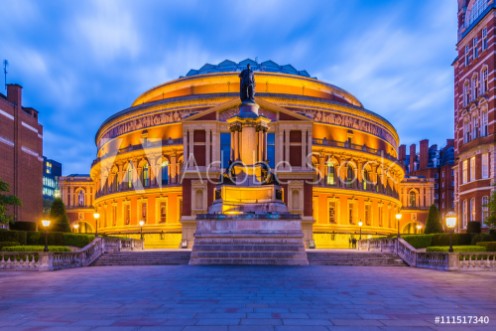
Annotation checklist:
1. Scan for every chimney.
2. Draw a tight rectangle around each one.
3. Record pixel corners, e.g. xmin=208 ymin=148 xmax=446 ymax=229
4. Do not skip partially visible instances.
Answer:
xmin=420 ymin=139 xmax=429 ymax=170
xmin=7 ymin=84 xmax=22 ymax=107
xmin=409 ymin=144 xmax=416 ymax=173
xmin=399 ymin=145 xmax=406 ymax=162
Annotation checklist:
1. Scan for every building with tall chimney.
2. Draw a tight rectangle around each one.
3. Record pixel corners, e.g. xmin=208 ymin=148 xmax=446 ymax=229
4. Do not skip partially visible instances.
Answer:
xmin=454 ymin=0 xmax=495 ymax=231
xmin=398 ymin=139 xmax=455 ymax=230
xmin=0 ymin=84 xmax=43 ymax=226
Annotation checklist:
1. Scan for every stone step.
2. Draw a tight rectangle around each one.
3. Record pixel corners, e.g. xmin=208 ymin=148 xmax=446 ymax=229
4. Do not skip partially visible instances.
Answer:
xmin=307 ymin=251 xmax=405 ymax=266
xmin=92 ymin=251 xmax=191 ymax=266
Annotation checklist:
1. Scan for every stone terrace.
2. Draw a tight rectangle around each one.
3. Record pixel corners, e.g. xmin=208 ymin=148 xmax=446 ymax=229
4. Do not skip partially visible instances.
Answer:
xmin=0 ymin=266 xmax=494 ymax=330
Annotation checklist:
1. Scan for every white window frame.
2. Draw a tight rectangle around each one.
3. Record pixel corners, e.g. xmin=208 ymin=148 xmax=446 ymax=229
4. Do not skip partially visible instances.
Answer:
xmin=481 ymin=153 xmax=489 ymax=178
xmin=470 ymin=156 xmax=476 ymax=182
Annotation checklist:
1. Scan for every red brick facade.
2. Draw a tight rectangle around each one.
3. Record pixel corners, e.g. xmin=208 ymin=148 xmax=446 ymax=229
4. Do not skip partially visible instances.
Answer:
xmin=454 ymin=0 xmax=496 ymax=231
xmin=0 ymin=84 xmax=43 ymax=223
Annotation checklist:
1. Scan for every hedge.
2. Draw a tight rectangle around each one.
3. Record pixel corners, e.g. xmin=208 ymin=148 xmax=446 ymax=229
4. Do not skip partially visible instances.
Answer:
xmin=476 ymin=241 xmax=496 ymax=252
xmin=2 ymin=245 xmax=71 ymax=252
xmin=403 ymin=234 xmax=435 ymax=248
xmin=0 ymin=230 xmax=27 ymax=244
xmin=426 ymin=245 xmax=486 ymax=252
xmin=432 ymin=233 xmax=472 ymax=246
xmin=471 ymin=233 xmax=496 ymax=245
xmin=0 ymin=241 xmax=20 ymax=249
xmin=0 ymin=230 xmax=94 ymax=248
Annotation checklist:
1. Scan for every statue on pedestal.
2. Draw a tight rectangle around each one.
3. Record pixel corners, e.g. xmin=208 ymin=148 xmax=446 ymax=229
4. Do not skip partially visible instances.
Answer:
xmin=239 ymin=64 xmax=255 ymax=102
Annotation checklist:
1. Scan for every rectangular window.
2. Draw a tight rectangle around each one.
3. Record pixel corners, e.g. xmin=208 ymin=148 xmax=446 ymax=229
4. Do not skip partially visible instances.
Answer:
xmin=473 ymin=37 xmax=478 ymax=59
xmin=124 ymin=204 xmax=130 ymax=225
xmin=462 ymin=159 xmax=468 ymax=184
xmin=365 ymin=204 xmax=371 ymax=225
xmin=462 ymin=200 xmax=467 ymax=229
xmin=481 ymin=153 xmax=489 ymax=178
xmin=141 ymin=201 xmax=147 ymax=223
xmin=470 ymin=156 xmax=476 ymax=181
xmin=160 ymin=201 xmax=167 ymax=223
xmin=482 ymin=196 xmax=489 ymax=224
xmin=329 ymin=201 xmax=336 ymax=224
xmin=463 ymin=83 xmax=468 ymax=106
xmin=465 ymin=45 xmax=469 ymax=66
xmin=348 ymin=203 xmax=354 ymax=224
xmin=220 ymin=132 xmax=231 ymax=169
xmin=481 ymin=68 xmax=488 ymax=95
xmin=267 ymin=133 xmax=276 ymax=168
xmin=378 ymin=206 xmax=383 ymax=227
xmin=470 ymin=198 xmax=476 ymax=221
xmin=471 ymin=77 xmax=478 ymax=101
xmin=481 ymin=111 xmax=488 ymax=136
xmin=482 ymin=28 xmax=488 ymax=50
xmin=463 ymin=121 xmax=470 ymax=142
xmin=326 ymin=163 xmax=335 ymax=185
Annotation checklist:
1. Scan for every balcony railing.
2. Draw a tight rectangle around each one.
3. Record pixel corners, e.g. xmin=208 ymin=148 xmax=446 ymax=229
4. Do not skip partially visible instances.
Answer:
xmin=96 ymin=179 xmax=180 ymax=198
xmin=314 ymin=178 xmax=400 ymax=199
xmin=312 ymin=138 xmax=397 ymax=162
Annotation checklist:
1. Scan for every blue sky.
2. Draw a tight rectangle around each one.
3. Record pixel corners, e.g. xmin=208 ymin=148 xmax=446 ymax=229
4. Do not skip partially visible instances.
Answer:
xmin=0 ymin=0 xmax=457 ymax=175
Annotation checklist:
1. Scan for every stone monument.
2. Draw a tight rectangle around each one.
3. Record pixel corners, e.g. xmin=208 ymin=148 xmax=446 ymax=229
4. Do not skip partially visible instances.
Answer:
xmin=189 ymin=65 xmax=309 ymax=265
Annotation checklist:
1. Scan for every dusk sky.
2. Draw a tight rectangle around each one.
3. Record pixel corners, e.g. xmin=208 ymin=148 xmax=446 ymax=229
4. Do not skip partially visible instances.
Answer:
xmin=0 ymin=0 xmax=457 ymax=175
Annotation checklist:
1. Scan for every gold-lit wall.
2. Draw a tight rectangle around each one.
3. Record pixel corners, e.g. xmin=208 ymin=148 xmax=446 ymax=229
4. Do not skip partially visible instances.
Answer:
xmin=60 ymin=70 xmax=406 ymax=248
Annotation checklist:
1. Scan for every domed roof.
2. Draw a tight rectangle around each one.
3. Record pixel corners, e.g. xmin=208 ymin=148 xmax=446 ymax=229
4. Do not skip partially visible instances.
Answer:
xmin=184 ymin=58 xmax=314 ymax=79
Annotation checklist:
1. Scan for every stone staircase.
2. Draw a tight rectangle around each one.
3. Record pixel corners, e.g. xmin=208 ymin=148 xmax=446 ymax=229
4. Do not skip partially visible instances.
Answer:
xmin=307 ymin=250 xmax=406 ymax=266
xmin=189 ymin=235 xmax=309 ymax=265
xmin=91 ymin=250 xmax=191 ymax=266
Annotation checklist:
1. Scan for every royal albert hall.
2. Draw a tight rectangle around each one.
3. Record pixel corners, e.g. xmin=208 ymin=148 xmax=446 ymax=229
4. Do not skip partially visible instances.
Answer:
xmin=68 ymin=59 xmax=405 ymax=248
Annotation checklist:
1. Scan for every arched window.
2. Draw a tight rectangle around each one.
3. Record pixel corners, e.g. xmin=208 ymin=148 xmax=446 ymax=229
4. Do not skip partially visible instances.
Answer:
xmin=463 ymin=118 xmax=470 ymax=143
xmin=345 ymin=164 xmax=355 ymax=187
xmin=472 ymin=114 xmax=479 ymax=139
xmin=409 ymin=191 xmax=416 ymax=208
xmin=481 ymin=110 xmax=488 ymax=136
xmin=161 ymin=160 xmax=169 ymax=185
xmin=481 ymin=67 xmax=488 ymax=95
xmin=326 ymin=161 xmax=335 ymax=185
xmin=112 ymin=172 xmax=118 ymax=192
xmin=142 ymin=163 xmax=149 ymax=187
xmin=362 ymin=169 xmax=370 ymax=190
xmin=466 ymin=0 xmax=490 ymax=27
xmin=78 ymin=190 xmax=85 ymax=207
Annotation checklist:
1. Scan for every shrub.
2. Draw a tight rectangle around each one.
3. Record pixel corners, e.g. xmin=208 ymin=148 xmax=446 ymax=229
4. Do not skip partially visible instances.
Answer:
xmin=426 ymin=245 xmax=486 ymax=252
xmin=0 ymin=229 xmax=27 ymax=244
xmin=471 ymin=233 xmax=496 ymax=245
xmin=2 ymin=245 xmax=71 ymax=252
xmin=0 ymin=241 xmax=19 ymax=249
xmin=402 ymin=234 xmax=434 ymax=248
xmin=425 ymin=205 xmax=443 ymax=234
xmin=467 ymin=221 xmax=482 ymax=234
xmin=476 ymin=241 xmax=496 ymax=252
xmin=49 ymin=198 xmax=71 ymax=232
xmin=431 ymin=233 xmax=472 ymax=246
xmin=62 ymin=233 xmax=94 ymax=248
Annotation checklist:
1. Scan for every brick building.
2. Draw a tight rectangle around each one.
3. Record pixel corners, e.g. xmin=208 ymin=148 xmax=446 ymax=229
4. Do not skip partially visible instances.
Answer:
xmin=0 ymin=84 xmax=43 ymax=224
xmin=454 ymin=0 xmax=495 ymax=231
xmin=399 ymin=139 xmax=455 ymax=218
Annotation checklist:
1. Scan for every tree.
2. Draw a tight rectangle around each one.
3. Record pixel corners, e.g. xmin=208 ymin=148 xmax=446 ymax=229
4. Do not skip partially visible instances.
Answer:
xmin=485 ymin=190 xmax=496 ymax=230
xmin=0 ymin=179 xmax=21 ymax=226
xmin=424 ymin=204 xmax=444 ymax=234
xmin=49 ymin=198 xmax=70 ymax=232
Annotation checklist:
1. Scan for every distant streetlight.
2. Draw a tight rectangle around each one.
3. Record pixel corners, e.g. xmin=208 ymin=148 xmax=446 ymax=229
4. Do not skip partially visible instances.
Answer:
xmin=73 ymin=223 xmax=80 ymax=233
xmin=445 ymin=211 xmax=457 ymax=253
xmin=416 ymin=223 xmax=422 ymax=234
xmin=139 ymin=220 xmax=145 ymax=240
xmin=41 ymin=219 xmax=51 ymax=252
xmin=358 ymin=220 xmax=363 ymax=240
xmin=93 ymin=212 xmax=100 ymax=237
xmin=395 ymin=212 xmax=402 ymax=238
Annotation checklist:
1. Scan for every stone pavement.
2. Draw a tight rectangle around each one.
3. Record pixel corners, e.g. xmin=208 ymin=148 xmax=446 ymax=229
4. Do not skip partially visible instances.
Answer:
xmin=0 ymin=266 xmax=494 ymax=331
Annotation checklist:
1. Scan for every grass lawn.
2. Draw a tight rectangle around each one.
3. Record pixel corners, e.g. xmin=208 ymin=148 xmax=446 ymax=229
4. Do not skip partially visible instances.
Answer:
xmin=1 ymin=245 xmax=72 ymax=252
xmin=426 ymin=245 xmax=486 ymax=252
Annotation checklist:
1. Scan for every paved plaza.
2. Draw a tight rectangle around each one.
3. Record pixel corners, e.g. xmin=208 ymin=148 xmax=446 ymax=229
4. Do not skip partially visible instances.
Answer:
xmin=0 ymin=266 xmax=494 ymax=331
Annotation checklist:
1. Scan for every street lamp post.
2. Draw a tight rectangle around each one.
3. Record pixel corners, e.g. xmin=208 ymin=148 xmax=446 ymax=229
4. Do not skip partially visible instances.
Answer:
xmin=139 ymin=220 xmax=145 ymax=241
xmin=73 ymin=223 xmax=80 ymax=233
xmin=358 ymin=220 xmax=363 ymax=240
xmin=445 ymin=211 xmax=457 ymax=253
xmin=395 ymin=212 xmax=402 ymax=238
xmin=41 ymin=219 xmax=51 ymax=252
xmin=93 ymin=212 xmax=100 ymax=237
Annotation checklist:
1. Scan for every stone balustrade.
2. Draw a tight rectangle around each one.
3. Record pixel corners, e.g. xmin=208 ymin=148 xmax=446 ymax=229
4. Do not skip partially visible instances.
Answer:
xmin=0 ymin=237 xmax=143 ymax=272
xmin=359 ymin=237 xmax=496 ymax=271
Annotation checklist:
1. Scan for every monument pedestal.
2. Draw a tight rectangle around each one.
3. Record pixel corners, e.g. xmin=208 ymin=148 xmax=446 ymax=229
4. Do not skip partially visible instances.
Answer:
xmin=189 ymin=217 xmax=309 ymax=265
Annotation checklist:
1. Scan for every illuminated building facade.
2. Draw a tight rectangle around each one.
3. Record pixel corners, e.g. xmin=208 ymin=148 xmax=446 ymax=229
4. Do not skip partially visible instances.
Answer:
xmin=0 ymin=84 xmax=43 ymax=226
xmin=61 ymin=59 xmax=405 ymax=248
xmin=454 ymin=0 xmax=496 ymax=231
